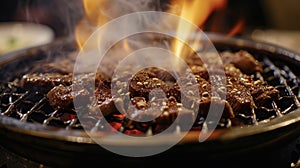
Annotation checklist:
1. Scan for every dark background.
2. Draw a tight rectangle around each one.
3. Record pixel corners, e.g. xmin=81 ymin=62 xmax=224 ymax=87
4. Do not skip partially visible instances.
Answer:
xmin=0 ymin=0 xmax=277 ymax=38
xmin=0 ymin=0 xmax=83 ymax=38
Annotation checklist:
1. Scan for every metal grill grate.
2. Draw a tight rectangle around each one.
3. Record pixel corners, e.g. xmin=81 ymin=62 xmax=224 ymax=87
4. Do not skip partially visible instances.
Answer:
xmin=0 ymin=57 xmax=299 ymax=133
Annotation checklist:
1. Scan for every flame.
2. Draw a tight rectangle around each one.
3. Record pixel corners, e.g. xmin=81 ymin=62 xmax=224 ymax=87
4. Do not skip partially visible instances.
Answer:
xmin=75 ymin=0 xmax=245 ymax=55
xmin=227 ymin=19 xmax=245 ymax=37
xmin=75 ymin=0 xmax=135 ymax=52
xmin=75 ymin=0 xmax=108 ymax=49
xmin=167 ymin=0 xmax=227 ymax=58
xmin=83 ymin=0 xmax=107 ymax=26
xmin=122 ymin=38 xmax=132 ymax=52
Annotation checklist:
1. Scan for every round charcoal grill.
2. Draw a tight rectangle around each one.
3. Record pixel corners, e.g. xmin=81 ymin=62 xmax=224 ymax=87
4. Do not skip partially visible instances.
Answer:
xmin=0 ymin=34 xmax=300 ymax=167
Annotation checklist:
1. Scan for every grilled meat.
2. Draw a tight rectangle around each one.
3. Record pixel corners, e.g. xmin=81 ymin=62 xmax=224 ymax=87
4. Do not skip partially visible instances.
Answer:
xmin=18 ymin=50 xmax=281 ymax=134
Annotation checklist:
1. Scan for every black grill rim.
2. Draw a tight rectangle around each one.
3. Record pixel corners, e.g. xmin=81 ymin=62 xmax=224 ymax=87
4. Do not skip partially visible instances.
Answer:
xmin=0 ymin=33 xmax=300 ymax=145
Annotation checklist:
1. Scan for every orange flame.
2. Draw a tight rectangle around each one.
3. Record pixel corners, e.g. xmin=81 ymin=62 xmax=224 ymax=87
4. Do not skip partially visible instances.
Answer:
xmin=167 ymin=0 xmax=227 ymax=58
xmin=227 ymin=19 xmax=245 ymax=37
xmin=75 ymin=0 xmax=108 ymax=49
xmin=75 ymin=0 xmax=245 ymax=55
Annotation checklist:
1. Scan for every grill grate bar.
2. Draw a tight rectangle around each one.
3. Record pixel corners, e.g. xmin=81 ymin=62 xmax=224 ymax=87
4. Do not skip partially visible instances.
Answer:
xmin=1 ymin=91 xmax=29 ymax=116
xmin=272 ymin=101 xmax=282 ymax=117
xmin=262 ymin=58 xmax=300 ymax=108
xmin=20 ymin=97 xmax=47 ymax=122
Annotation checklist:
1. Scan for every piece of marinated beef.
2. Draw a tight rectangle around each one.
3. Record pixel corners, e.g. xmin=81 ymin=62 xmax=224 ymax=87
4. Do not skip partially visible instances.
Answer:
xmin=190 ymin=65 xmax=209 ymax=81
xmin=187 ymin=54 xmax=225 ymax=81
xmin=224 ymin=64 xmax=280 ymax=108
xmin=220 ymin=50 xmax=263 ymax=74
xmin=97 ymin=98 xmax=126 ymax=117
xmin=124 ymin=96 xmax=195 ymax=134
xmin=94 ymin=80 xmax=112 ymax=103
xmin=143 ymin=67 xmax=177 ymax=83
xmin=20 ymin=73 xmax=72 ymax=93
xmin=224 ymin=63 xmax=255 ymax=87
xmin=225 ymin=82 xmax=255 ymax=116
xmin=94 ymin=80 xmax=120 ymax=116
xmin=251 ymin=80 xmax=280 ymax=107
xmin=169 ymin=76 xmax=235 ymax=120
xmin=20 ymin=72 xmax=100 ymax=94
xmin=169 ymin=76 xmax=212 ymax=107
xmin=198 ymin=97 xmax=234 ymax=119
xmin=46 ymin=84 xmax=90 ymax=110
xmin=184 ymin=52 xmax=204 ymax=67
xmin=129 ymin=70 xmax=170 ymax=100
xmin=220 ymin=64 xmax=257 ymax=115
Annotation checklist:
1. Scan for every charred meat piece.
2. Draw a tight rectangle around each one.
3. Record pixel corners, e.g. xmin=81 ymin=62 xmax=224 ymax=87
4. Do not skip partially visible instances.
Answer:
xmin=20 ymin=72 xmax=99 ymax=94
xmin=188 ymin=55 xmax=225 ymax=81
xmin=94 ymin=80 xmax=126 ymax=116
xmin=222 ymin=64 xmax=257 ymax=115
xmin=198 ymin=97 xmax=234 ymax=119
xmin=225 ymin=82 xmax=255 ymax=116
xmin=169 ymin=76 xmax=212 ymax=106
xmin=224 ymin=64 xmax=280 ymax=108
xmin=190 ymin=65 xmax=209 ymax=81
xmin=124 ymin=96 xmax=195 ymax=134
xmin=224 ymin=63 xmax=255 ymax=87
xmin=184 ymin=52 xmax=204 ymax=67
xmin=169 ymin=76 xmax=235 ymax=120
xmin=220 ymin=50 xmax=263 ymax=74
xmin=46 ymin=84 xmax=90 ymax=110
xmin=143 ymin=67 xmax=177 ymax=83
xmin=98 ymin=98 xmax=126 ymax=117
xmin=46 ymin=74 xmax=104 ymax=110
xmin=251 ymin=80 xmax=280 ymax=107
xmin=129 ymin=70 xmax=170 ymax=100
xmin=94 ymin=80 xmax=112 ymax=103
xmin=20 ymin=73 xmax=72 ymax=93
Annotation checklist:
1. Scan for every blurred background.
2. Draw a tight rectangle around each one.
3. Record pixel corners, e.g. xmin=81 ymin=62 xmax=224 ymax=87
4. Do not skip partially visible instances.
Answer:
xmin=0 ymin=0 xmax=300 ymax=53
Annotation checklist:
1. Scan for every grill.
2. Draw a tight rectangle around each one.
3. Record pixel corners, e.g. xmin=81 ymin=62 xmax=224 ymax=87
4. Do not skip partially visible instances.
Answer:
xmin=0 ymin=34 xmax=300 ymax=167
xmin=0 ymin=54 xmax=299 ymax=130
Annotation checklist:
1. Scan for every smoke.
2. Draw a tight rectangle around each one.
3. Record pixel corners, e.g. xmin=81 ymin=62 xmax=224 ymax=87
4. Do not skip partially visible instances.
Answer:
xmin=95 ymin=0 xmax=162 ymax=18
xmin=14 ymin=0 xmax=84 ymax=37
xmin=12 ymin=0 xmax=173 ymax=39
xmin=76 ymin=0 xmax=176 ymax=56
